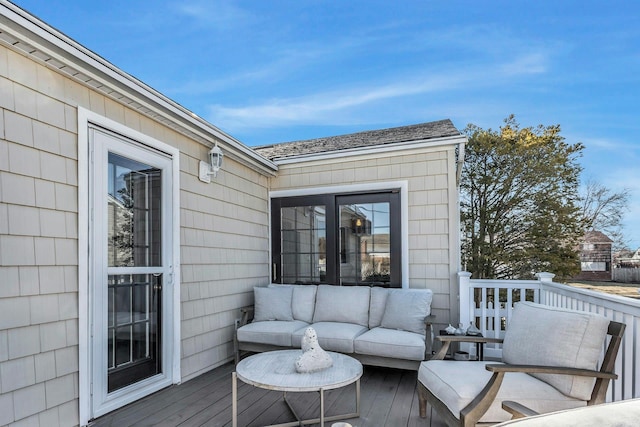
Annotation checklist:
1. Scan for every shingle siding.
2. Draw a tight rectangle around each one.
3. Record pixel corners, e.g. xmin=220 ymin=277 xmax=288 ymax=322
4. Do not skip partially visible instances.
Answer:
xmin=0 ymin=41 xmax=272 ymax=425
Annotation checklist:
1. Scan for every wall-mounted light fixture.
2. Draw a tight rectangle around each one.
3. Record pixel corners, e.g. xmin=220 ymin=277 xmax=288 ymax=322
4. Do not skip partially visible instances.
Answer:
xmin=198 ymin=143 xmax=224 ymax=183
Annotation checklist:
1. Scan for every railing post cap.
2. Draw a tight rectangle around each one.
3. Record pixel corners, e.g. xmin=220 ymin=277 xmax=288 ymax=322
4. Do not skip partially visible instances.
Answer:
xmin=458 ymin=271 xmax=472 ymax=278
xmin=536 ymin=272 xmax=555 ymax=283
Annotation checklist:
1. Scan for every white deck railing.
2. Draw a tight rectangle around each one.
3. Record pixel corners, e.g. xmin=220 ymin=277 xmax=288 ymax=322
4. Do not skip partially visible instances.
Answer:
xmin=458 ymin=271 xmax=640 ymax=402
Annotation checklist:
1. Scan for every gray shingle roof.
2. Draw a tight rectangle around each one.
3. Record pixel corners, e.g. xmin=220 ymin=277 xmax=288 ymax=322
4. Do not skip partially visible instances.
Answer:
xmin=584 ymin=230 xmax=614 ymax=243
xmin=253 ymin=119 xmax=461 ymax=160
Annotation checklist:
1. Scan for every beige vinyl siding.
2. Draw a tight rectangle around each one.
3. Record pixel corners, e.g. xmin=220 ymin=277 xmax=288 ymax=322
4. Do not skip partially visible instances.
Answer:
xmin=269 ymin=147 xmax=459 ymax=327
xmin=0 ymin=44 xmax=271 ymax=426
xmin=178 ymin=151 xmax=270 ymax=380
xmin=1 ymin=46 xmax=81 ymax=427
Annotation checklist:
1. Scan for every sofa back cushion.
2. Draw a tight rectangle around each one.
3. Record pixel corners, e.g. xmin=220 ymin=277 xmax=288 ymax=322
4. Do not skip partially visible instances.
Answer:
xmin=291 ymin=285 xmax=317 ymax=323
xmin=369 ymin=287 xmax=389 ymax=328
xmin=380 ymin=288 xmax=433 ymax=335
xmin=312 ymin=285 xmax=371 ymax=327
xmin=253 ymin=286 xmax=294 ymax=321
xmin=268 ymin=284 xmax=317 ymax=323
xmin=502 ymin=301 xmax=610 ymax=400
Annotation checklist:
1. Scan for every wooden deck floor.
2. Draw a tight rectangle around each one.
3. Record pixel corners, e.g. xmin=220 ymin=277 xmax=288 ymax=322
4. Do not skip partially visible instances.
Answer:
xmin=89 ymin=362 xmax=446 ymax=427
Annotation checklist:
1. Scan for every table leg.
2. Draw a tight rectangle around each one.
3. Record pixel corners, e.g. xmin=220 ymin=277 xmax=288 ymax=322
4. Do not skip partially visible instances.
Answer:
xmin=320 ymin=388 xmax=325 ymax=427
xmin=237 ymin=377 xmax=360 ymax=427
xmin=232 ymin=372 xmax=237 ymax=427
xmin=356 ymin=378 xmax=361 ymax=416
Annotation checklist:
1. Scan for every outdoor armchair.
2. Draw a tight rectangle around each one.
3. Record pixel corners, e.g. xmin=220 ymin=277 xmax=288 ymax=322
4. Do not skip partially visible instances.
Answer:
xmin=417 ymin=301 xmax=625 ymax=427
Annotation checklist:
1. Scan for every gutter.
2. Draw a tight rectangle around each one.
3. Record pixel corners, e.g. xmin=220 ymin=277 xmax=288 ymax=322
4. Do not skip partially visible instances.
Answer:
xmin=0 ymin=0 xmax=277 ymax=176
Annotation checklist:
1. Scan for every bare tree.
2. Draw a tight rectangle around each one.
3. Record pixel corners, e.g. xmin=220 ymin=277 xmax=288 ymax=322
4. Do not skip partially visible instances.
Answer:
xmin=580 ymin=179 xmax=630 ymax=251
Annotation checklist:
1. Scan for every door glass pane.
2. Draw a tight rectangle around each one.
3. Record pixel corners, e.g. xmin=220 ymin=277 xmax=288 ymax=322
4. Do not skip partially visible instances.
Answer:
xmin=108 ymin=153 xmax=162 ymax=267
xmin=339 ymin=202 xmax=391 ymax=285
xmin=280 ymin=206 xmax=326 ymax=284
xmin=107 ymin=273 xmax=160 ymax=391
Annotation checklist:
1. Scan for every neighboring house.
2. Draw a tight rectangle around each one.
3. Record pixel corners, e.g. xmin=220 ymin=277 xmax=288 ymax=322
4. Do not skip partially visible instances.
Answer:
xmin=573 ymin=230 xmax=613 ymax=281
xmin=0 ymin=2 xmax=466 ymax=426
xmin=616 ymin=248 xmax=640 ymax=268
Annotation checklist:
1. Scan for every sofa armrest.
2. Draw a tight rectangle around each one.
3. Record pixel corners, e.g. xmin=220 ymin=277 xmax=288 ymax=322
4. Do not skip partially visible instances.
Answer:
xmin=424 ymin=315 xmax=436 ymax=357
xmin=433 ymin=335 xmax=503 ymax=360
xmin=239 ymin=305 xmax=254 ymax=327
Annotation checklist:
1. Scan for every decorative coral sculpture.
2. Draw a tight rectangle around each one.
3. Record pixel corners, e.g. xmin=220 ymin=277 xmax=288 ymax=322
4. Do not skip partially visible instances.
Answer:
xmin=295 ymin=327 xmax=333 ymax=373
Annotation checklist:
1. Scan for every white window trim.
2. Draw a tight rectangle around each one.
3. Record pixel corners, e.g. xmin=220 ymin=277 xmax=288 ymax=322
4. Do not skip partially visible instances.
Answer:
xmin=78 ymin=108 xmax=181 ymax=425
xmin=269 ymin=181 xmax=409 ymax=289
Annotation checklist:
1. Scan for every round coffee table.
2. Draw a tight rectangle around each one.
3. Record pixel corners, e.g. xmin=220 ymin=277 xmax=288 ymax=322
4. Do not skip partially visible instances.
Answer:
xmin=232 ymin=350 xmax=363 ymax=427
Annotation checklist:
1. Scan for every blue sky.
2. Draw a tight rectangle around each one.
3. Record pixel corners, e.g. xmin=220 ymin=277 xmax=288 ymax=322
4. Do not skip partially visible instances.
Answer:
xmin=12 ymin=0 xmax=640 ymax=249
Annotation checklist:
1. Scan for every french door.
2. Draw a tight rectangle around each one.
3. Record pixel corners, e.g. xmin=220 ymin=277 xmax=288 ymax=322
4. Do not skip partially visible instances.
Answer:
xmin=89 ymin=126 xmax=176 ymax=417
xmin=271 ymin=190 xmax=401 ymax=287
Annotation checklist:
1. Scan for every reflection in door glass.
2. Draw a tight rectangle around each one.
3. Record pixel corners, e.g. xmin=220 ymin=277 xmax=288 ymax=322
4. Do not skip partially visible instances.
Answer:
xmin=106 ymin=151 xmax=162 ymax=393
xmin=280 ymin=206 xmax=326 ymax=284
xmin=107 ymin=153 xmax=162 ymax=267
xmin=339 ymin=202 xmax=391 ymax=285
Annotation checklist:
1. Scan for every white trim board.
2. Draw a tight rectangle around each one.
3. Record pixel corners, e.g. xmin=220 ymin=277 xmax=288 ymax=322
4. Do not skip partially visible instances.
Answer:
xmin=77 ymin=107 xmax=181 ymax=426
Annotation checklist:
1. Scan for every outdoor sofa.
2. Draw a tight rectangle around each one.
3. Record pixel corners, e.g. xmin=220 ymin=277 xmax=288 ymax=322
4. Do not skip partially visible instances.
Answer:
xmin=234 ymin=284 xmax=434 ymax=370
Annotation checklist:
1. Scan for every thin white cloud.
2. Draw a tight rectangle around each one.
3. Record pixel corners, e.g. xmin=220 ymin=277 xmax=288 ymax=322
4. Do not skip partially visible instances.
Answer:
xmin=170 ymin=0 xmax=254 ymax=29
xmin=207 ymin=75 xmax=463 ymax=128
xmin=206 ymin=53 xmax=550 ymax=130
xmin=500 ymin=53 xmax=548 ymax=75
xmin=168 ymin=31 xmax=399 ymax=96
xmin=580 ymin=137 xmax=638 ymax=151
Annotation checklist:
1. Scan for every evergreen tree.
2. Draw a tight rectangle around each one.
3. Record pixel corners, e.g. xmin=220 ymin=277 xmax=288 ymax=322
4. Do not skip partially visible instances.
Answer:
xmin=460 ymin=115 xmax=584 ymax=280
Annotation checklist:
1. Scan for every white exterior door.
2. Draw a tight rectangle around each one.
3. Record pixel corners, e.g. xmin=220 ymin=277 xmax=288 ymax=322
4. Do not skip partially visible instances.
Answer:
xmin=88 ymin=125 xmax=177 ymax=419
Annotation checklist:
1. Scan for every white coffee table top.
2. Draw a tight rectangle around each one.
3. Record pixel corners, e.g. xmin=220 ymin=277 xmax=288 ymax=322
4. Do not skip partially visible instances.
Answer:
xmin=236 ymin=350 xmax=363 ymax=392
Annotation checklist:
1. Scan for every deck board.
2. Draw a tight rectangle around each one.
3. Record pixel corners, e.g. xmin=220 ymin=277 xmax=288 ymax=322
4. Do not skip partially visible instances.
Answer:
xmin=89 ymin=362 xmax=446 ymax=427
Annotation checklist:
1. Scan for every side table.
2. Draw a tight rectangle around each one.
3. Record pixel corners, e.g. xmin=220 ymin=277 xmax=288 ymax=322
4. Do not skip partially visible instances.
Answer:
xmin=439 ymin=330 xmax=485 ymax=360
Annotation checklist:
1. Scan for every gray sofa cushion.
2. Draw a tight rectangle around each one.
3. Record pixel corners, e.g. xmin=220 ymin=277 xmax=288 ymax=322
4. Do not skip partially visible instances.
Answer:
xmin=292 ymin=322 xmax=368 ymax=354
xmin=269 ymin=284 xmax=317 ymax=323
xmin=312 ymin=285 xmax=371 ymax=327
xmin=381 ymin=288 xmax=433 ymax=335
xmin=502 ymin=302 xmax=610 ymax=400
xmin=237 ymin=320 xmax=309 ymax=347
xmin=291 ymin=285 xmax=317 ymax=323
xmin=355 ymin=327 xmax=426 ymax=360
xmin=253 ymin=286 xmax=294 ymax=321
xmin=368 ymin=287 xmax=389 ymax=328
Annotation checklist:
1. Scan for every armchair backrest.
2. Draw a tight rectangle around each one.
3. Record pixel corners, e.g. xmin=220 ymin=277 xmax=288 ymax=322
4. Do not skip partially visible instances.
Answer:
xmin=502 ymin=302 xmax=616 ymax=401
xmin=590 ymin=320 xmax=625 ymax=404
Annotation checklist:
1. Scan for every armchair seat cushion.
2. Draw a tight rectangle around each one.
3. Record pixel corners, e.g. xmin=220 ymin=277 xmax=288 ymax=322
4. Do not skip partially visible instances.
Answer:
xmin=355 ymin=327 xmax=426 ymax=360
xmin=418 ymin=360 xmax=586 ymax=424
xmin=237 ymin=320 xmax=309 ymax=347
xmin=292 ymin=322 xmax=368 ymax=353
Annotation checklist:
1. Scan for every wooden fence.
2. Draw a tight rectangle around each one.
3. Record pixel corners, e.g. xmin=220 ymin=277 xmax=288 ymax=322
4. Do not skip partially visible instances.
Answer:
xmin=613 ymin=267 xmax=640 ymax=284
